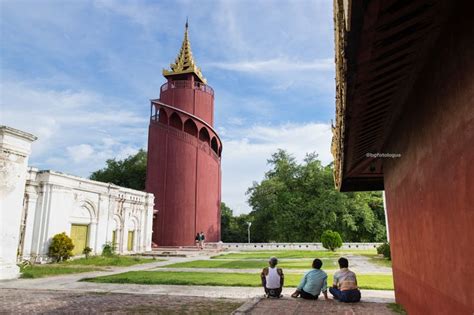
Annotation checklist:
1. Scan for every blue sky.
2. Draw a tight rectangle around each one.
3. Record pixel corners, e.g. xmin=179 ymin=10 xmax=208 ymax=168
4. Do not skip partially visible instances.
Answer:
xmin=1 ymin=0 xmax=335 ymax=214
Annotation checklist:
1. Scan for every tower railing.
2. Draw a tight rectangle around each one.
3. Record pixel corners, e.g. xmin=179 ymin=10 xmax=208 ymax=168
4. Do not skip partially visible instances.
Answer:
xmin=150 ymin=100 xmax=223 ymax=158
xmin=160 ymin=80 xmax=214 ymax=96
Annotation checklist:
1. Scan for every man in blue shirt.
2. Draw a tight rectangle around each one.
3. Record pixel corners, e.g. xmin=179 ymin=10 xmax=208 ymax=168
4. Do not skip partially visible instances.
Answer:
xmin=291 ymin=258 xmax=329 ymax=300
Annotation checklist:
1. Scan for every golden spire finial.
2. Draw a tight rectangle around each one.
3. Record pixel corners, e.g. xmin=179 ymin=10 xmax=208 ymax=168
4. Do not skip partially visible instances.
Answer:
xmin=163 ymin=19 xmax=207 ymax=84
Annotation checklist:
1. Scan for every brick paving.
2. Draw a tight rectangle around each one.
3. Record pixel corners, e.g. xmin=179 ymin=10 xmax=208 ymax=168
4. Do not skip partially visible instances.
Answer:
xmin=0 ymin=288 xmax=397 ymax=315
xmin=246 ymin=298 xmax=397 ymax=315
xmin=0 ymin=289 xmax=243 ymax=314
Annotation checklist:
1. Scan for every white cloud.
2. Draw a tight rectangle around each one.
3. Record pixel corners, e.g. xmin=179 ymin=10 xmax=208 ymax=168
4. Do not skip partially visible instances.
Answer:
xmin=205 ymin=58 xmax=333 ymax=73
xmin=1 ymin=80 xmax=147 ymax=177
xmin=94 ymin=0 xmax=162 ymax=31
xmin=67 ymin=144 xmax=94 ymax=163
xmin=227 ymin=117 xmax=245 ymax=126
xmin=221 ymin=122 xmax=333 ymax=215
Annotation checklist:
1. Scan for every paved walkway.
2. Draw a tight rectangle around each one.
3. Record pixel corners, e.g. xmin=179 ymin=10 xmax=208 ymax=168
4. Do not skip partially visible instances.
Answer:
xmin=0 ymin=279 xmax=395 ymax=303
xmin=0 ymin=252 xmax=395 ymax=313
xmin=0 ymin=255 xmax=395 ymax=303
xmin=340 ymin=254 xmax=392 ymax=274
xmin=0 ymin=288 xmax=397 ymax=315
xmin=0 ymin=288 xmax=242 ymax=314
xmin=238 ymin=297 xmax=398 ymax=315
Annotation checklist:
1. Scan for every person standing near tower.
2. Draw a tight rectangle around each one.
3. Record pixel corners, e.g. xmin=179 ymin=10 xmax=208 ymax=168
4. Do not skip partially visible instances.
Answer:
xmin=199 ymin=231 xmax=205 ymax=249
xmin=195 ymin=233 xmax=200 ymax=249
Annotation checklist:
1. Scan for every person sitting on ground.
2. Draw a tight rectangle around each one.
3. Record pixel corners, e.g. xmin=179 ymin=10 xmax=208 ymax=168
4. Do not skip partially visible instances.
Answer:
xmin=260 ymin=256 xmax=284 ymax=298
xmin=291 ymin=258 xmax=328 ymax=300
xmin=329 ymin=257 xmax=361 ymax=303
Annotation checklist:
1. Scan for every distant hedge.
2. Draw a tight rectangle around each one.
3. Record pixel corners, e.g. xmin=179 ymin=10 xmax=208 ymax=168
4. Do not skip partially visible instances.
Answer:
xmin=377 ymin=242 xmax=391 ymax=260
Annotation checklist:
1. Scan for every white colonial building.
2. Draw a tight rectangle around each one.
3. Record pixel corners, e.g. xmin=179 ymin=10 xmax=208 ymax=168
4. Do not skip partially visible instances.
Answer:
xmin=20 ymin=169 xmax=154 ymax=262
xmin=0 ymin=126 xmax=155 ymax=279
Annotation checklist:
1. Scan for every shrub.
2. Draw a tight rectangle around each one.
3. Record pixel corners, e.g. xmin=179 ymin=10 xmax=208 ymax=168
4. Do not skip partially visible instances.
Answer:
xmin=377 ymin=242 xmax=391 ymax=260
xmin=321 ymin=230 xmax=343 ymax=251
xmin=83 ymin=246 xmax=92 ymax=259
xmin=102 ymin=242 xmax=116 ymax=257
xmin=48 ymin=232 xmax=74 ymax=262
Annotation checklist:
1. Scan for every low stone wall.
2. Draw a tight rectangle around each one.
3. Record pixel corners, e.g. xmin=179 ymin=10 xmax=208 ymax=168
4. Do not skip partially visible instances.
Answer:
xmin=210 ymin=242 xmax=383 ymax=251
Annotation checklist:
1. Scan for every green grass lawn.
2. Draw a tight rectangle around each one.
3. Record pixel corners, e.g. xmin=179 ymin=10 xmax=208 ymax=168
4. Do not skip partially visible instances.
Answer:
xmin=84 ymin=271 xmax=394 ymax=290
xmin=211 ymin=249 xmax=377 ymax=260
xmin=20 ymin=265 xmax=103 ymax=278
xmin=64 ymin=255 xmax=159 ymax=267
xmin=161 ymin=258 xmax=338 ymax=270
xmin=20 ymin=256 xmax=162 ymax=278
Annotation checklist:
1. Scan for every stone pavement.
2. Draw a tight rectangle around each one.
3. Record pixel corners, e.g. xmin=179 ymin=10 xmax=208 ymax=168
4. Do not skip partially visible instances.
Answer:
xmin=236 ymin=297 xmax=397 ymax=315
xmin=0 ymin=279 xmax=395 ymax=303
xmin=0 ymin=288 xmax=397 ymax=315
xmin=0 ymin=288 xmax=243 ymax=314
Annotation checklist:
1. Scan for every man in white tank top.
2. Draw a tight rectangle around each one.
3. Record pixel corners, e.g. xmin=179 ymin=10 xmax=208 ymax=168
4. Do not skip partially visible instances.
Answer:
xmin=260 ymin=257 xmax=284 ymax=298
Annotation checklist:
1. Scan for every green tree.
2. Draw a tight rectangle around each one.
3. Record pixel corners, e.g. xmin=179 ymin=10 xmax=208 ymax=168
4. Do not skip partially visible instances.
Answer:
xmin=246 ymin=150 xmax=387 ymax=242
xmin=90 ymin=149 xmax=147 ymax=190
xmin=377 ymin=242 xmax=391 ymax=260
xmin=48 ymin=232 xmax=74 ymax=262
xmin=220 ymin=202 xmax=252 ymax=242
xmin=221 ymin=202 xmax=234 ymax=241
xmin=321 ymin=230 xmax=343 ymax=251
xmin=102 ymin=242 xmax=116 ymax=257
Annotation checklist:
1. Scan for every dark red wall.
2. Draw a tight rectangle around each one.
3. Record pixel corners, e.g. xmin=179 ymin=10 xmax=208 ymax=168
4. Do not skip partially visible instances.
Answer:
xmin=384 ymin=6 xmax=474 ymax=314
xmin=146 ymin=77 xmax=221 ymax=246
xmin=160 ymin=76 xmax=214 ymax=126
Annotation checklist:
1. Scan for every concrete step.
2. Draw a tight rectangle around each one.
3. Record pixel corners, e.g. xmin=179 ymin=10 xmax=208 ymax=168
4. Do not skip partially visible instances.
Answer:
xmin=138 ymin=252 xmax=187 ymax=258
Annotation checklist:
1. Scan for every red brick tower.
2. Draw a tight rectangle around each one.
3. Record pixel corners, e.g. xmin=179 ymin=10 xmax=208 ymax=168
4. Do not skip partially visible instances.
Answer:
xmin=146 ymin=21 xmax=222 ymax=246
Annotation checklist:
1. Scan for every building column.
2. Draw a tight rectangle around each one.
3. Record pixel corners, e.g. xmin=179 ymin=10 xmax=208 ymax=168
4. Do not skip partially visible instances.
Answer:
xmin=106 ymin=188 xmax=119 ymax=253
xmin=123 ymin=206 xmax=130 ymax=253
xmin=94 ymin=193 xmax=110 ymax=255
xmin=0 ymin=126 xmax=37 ymax=280
xmin=383 ymin=191 xmax=390 ymax=242
xmin=21 ymin=182 xmax=39 ymax=260
xmin=144 ymin=193 xmax=154 ymax=252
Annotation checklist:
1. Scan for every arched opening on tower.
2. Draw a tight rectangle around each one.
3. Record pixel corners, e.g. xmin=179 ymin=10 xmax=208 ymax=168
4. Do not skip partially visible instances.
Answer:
xmin=199 ymin=128 xmax=210 ymax=145
xmin=211 ymin=137 xmax=218 ymax=154
xmin=184 ymin=119 xmax=198 ymax=137
xmin=169 ymin=112 xmax=183 ymax=130
xmin=158 ymin=108 xmax=168 ymax=124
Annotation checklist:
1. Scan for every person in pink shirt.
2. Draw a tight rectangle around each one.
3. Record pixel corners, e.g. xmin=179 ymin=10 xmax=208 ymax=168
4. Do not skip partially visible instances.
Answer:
xmin=329 ymin=257 xmax=361 ymax=302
